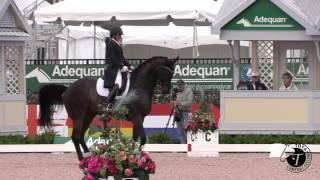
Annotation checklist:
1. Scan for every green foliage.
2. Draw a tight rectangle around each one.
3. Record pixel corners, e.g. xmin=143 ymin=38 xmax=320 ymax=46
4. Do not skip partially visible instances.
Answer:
xmin=219 ymin=134 xmax=320 ymax=144
xmin=147 ymin=132 xmax=177 ymax=144
xmin=194 ymin=90 xmax=220 ymax=107
xmin=88 ymin=124 xmax=105 ymax=135
xmin=114 ymin=105 xmax=129 ymax=120
xmin=136 ymin=169 xmax=150 ymax=180
xmin=26 ymin=91 xmax=39 ymax=104
xmin=152 ymin=82 xmax=171 ymax=104
xmin=0 ymin=135 xmax=27 ymax=144
xmin=0 ymin=131 xmax=55 ymax=144
xmin=28 ymin=131 xmax=56 ymax=144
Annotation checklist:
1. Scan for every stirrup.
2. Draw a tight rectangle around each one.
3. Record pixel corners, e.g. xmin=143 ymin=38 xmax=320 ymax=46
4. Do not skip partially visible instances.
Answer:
xmin=106 ymin=103 xmax=114 ymax=112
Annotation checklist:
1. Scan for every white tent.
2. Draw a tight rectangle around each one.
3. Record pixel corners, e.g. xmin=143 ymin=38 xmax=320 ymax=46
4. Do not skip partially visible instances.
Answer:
xmin=122 ymin=23 xmax=249 ymax=58
xmin=35 ymin=0 xmax=224 ymax=58
xmin=56 ymin=24 xmax=109 ymax=40
xmin=34 ymin=0 xmax=223 ymax=25
xmin=122 ymin=23 xmax=249 ymax=49
xmin=56 ymin=25 xmax=109 ymax=59
xmin=54 ymin=23 xmax=249 ymax=59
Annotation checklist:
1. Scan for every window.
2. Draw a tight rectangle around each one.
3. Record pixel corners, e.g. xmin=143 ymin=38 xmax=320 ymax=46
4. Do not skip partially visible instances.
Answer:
xmin=0 ymin=45 xmax=23 ymax=95
xmin=286 ymin=49 xmax=310 ymax=89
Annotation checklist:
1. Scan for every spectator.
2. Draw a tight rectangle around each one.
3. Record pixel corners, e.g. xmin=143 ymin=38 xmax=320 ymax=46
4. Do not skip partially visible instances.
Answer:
xmin=172 ymin=79 xmax=194 ymax=144
xmin=247 ymin=71 xmax=268 ymax=90
xmin=279 ymin=71 xmax=298 ymax=91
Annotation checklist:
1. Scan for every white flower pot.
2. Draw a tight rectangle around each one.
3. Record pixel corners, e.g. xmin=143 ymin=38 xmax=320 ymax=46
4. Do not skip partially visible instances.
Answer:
xmin=187 ymin=130 xmax=219 ymax=157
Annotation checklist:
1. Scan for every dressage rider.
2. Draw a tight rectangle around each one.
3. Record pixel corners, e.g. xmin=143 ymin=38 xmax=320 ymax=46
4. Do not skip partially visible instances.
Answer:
xmin=104 ymin=26 xmax=130 ymax=103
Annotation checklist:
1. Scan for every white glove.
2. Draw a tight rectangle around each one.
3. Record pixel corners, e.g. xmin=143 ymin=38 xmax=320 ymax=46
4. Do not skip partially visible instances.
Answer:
xmin=121 ymin=66 xmax=129 ymax=72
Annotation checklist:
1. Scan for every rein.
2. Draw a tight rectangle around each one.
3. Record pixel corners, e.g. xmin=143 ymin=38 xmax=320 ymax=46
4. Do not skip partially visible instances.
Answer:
xmin=159 ymin=65 xmax=174 ymax=74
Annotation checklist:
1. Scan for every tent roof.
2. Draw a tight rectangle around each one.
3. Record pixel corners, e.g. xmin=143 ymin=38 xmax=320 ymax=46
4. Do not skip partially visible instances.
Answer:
xmin=122 ymin=23 xmax=249 ymax=49
xmin=34 ymin=0 xmax=223 ymax=26
xmin=54 ymin=23 xmax=249 ymax=49
xmin=56 ymin=24 xmax=109 ymax=40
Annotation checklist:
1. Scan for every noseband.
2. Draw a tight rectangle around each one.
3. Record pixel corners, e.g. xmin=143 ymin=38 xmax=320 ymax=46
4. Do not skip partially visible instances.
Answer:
xmin=159 ymin=65 xmax=174 ymax=75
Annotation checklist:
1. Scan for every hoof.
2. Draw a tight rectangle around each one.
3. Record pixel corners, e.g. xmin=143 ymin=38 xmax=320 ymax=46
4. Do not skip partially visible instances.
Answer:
xmin=83 ymin=152 xmax=91 ymax=158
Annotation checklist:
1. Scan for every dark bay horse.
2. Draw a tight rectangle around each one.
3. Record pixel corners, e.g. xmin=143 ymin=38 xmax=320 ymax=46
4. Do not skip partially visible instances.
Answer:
xmin=39 ymin=56 xmax=178 ymax=160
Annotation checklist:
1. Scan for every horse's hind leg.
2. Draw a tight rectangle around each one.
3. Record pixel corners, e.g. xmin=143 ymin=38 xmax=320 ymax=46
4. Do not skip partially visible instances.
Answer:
xmin=79 ymin=114 xmax=95 ymax=153
xmin=71 ymin=115 xmax=86 ymax=161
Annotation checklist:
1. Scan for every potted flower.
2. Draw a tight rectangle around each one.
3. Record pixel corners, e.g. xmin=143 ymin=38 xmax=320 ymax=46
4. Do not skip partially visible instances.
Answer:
xmin=185 ymin=110 xmax=217 ymax=134
xmin=185 ymin=91 xmax=218 ymax=156
xmin=80 ymin=106 xmax=156 ymax=180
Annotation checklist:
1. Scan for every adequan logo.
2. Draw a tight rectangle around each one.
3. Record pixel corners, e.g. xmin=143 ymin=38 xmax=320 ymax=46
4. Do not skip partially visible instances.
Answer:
xmin=25 ymin=67 xmax=77 ymax=83
xmin=25 ymin=66 xmax=105 ymax=83
xmin=236 ymin=17 xmax=294 ymax=28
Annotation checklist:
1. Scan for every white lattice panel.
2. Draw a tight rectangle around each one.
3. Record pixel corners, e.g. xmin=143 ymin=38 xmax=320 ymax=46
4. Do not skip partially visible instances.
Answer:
xmin=4 ymin=46 xmax=21 ymax=94
xmin=257 ymin=41 xmax=273 ymax=89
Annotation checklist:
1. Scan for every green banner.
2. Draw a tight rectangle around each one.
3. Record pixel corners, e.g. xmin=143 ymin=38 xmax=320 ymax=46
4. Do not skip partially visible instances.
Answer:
xmin=223 ymin=0 xmax=304 ymax=30
xmin=171 ymin=64 xmax=233 ymax=90
xmin=26 ymin=64 xmax=105 ymax=92
xmin=26 ymin=63 xmax=236 ymax=97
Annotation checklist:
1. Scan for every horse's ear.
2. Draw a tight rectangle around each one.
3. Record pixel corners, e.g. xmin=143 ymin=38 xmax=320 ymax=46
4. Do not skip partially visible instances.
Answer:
xmin=171 ymin=56 xmax=179 ymax=64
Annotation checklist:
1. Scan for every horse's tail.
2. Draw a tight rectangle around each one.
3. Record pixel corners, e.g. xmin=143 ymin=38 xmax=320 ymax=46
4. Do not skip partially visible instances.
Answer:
xmin=115 ymin=90 xmax=138 ymax=110
xmin=39 ymin=84 xmax=68 ymax=127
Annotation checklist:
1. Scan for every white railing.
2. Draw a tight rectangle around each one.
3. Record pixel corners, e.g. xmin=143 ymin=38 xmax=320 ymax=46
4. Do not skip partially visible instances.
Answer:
xmin=0 ymin=144 xmax=319 ymax=158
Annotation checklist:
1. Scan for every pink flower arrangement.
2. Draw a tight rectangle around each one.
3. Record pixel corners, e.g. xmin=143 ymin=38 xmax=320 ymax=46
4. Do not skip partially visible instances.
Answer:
xmin=79 ymin=131 xmax=156 ymax=180
xmin=138 ymin=152 xmax=156 ymax=174
xmin=185 ymin=111 xmax=217 ymax=133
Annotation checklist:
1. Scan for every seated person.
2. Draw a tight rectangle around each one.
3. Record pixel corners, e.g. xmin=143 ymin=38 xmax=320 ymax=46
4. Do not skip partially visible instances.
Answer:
xmin=279 ymin=71 xmax=298 ymax=91
xmin=237 ymin=81 xmax=250 ymax=90
xmin=246 ymin=71 xmax=268 ymax=90
xmin=237 ymin=71 xmax=268 ymax=90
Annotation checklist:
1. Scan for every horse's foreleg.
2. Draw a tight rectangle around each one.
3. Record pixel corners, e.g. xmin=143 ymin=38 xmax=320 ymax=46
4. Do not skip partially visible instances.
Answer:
xmin=71 ymin=136 xmax=83 ymax=161
xmin=79 ymin=136 xmax=89 ymax=153
xmin=133 ymin=126 xmax=138 ymax=141
xmin=133 ymin=121 xmax=146 ymax=145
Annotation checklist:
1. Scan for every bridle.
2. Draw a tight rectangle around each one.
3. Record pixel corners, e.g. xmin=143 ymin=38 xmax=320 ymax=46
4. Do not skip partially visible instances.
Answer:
xmin=159 ymin=65 xmax=174 ymax=75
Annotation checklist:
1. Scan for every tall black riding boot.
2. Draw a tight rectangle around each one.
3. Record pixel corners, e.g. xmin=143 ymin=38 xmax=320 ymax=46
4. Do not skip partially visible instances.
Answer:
xmin=119 ymin=72 xmax=128 ymax=94
xmin=106 ymin=84 xmax=119 ymax=104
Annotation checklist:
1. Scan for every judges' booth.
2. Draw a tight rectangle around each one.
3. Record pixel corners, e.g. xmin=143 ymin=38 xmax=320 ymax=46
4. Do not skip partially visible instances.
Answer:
xmin=212 ymin=0 xmax=320 ymax=134
xmin=0 ymin=0 xmax=32 ymax=134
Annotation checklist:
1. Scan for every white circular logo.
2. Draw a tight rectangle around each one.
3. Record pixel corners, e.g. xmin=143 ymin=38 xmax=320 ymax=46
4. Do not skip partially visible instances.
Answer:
xmin=280 ymin=144 xmax=312 ymax=173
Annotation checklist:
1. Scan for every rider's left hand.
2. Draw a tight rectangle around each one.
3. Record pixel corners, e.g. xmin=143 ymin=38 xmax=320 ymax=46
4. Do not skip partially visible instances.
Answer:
xmin=121 ymin=66 xmax=129 ymax=72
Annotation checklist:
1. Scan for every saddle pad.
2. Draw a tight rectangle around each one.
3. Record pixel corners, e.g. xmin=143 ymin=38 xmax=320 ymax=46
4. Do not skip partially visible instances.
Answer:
xmin=96 ymin=70 xmax=130 ymax=98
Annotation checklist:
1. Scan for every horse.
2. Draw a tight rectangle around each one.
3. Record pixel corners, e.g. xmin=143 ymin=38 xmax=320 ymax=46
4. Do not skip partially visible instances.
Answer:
xmin=39 ymin=56 xmax=178 ymax=160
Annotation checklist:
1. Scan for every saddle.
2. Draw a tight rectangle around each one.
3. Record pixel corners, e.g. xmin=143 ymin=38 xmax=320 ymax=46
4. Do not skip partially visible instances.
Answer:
xmin=96 ymin=70 xmax=130 ymax=98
